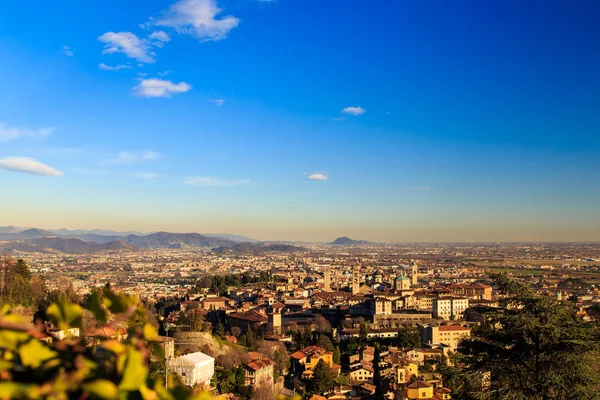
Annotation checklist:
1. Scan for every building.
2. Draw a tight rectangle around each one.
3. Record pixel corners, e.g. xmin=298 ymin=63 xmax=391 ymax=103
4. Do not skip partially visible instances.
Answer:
xmin=167 ymin=351 xmax=215 ymax=388
xmin=432 ymin=297 xmax=469 ymax=320
xmin=447 ymin=283 xmax=493 ymax=300
xmin=419 ymin=324 xmax=471 ymax=351
xmin=372 ymin=297 xmax=393 ymax=315
xmin=411 ymin=263 xmax=418 ymax=286
xmin=405 ymin=380 xmax=433 ymax=399
xmin=291 ymin=345 xmax=337 ymax=379
xmin=394 ymin=274 xmax=411 ymax=291
xmin=244 ymin=358 xmax=275 ymax=387
xmin=349 ymin=363 xmax=374 ymax=383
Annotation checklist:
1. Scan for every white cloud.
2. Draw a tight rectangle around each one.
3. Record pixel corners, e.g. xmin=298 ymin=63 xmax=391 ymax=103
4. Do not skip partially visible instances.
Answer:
xmin=134 ymin=78 xmax=192 ymax=98
xmin=158 ymin=70 xmax=172 ymax=77
xmin=99 ymin=63 xmax=132 ymax=71
xmin=209 ymin=99 xmax=225 ymax=106
xmin=146 ymin=0 xmax=240 ymax=42
xmin=106 ymin=150 xmax=161 ymax=164
xmin=61 ymin=46 xmax=74 ymax=56
xmin=185 ymin=176 xmax=250 ymax=187
xmin=0 ymin=157 xmax=63 ymax=176
xmin=137 ymin=72 xmax=148 ymax=77
xmin=135 ymin=172 xmax=165 ymax=180
xmin=307 ymin=173 xmax=328 ymax=181
xmin=98 ymin=32 xmax=155 ymax=63
xmin=149 ymin=31 xmax=171 ymax=47
xmin=0 ymin=123 xmax=54 ymax=142
xmin=341 ymin=106 xmax=366 ymax=116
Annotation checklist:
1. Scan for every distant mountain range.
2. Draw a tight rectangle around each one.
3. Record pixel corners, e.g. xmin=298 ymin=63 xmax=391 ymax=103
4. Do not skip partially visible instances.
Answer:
xmin=213 ymin=242 xmax=306 ymax=255
xmin=0 ymin=237 xmax=136 ymax=254
xmin=0 ymin=227 xmax=252 ymax=254
xmin=331 ymin=236 xmax=371 ymax=245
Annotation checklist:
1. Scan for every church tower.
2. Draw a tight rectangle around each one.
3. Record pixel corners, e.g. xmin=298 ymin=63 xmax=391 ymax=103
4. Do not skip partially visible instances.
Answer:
xmin=411 ymin=262 xmax=418 ymax=286
xmin=324 ymin=266 xmax=331 ymax=292
xmin=352 ymin=266 xmax=360 ymax=295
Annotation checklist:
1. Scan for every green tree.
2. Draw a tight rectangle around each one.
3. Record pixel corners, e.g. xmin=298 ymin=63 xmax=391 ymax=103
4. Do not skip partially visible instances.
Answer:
xmin=312 ymin=359 xmax=335 ymax=394
xmin=14 ymin=259 xmax=32 ymax=281
xmin=214 ymin=322 xmax=225 ymax=338
xmin=455 ymin=274 xmax=600 ymax=400
xmin=316 ymin=334 xmax=334 ymax=351
xmin=359 ymin=321 xmax=369 ymax=344
xmin=397 ymin=327 xmax=421 ymax=349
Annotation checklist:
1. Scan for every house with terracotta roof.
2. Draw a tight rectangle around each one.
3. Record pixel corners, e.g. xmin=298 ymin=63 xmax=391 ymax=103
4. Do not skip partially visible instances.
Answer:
xmin=291 ymin=345 xmax=340 ymax=379
xmin=419 ymin=324 xmax=471 ymax=351
xmin=243 ymin=357 xmax=275 ymax=387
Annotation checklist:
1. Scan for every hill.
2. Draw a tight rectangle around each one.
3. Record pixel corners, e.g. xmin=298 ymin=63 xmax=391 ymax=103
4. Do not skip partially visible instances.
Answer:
xmin=0 ymin=228 xmax=57 ymax=240
xmin=0 ymin=237 xmax=136 ymax=254
xmin=122 ymin=232 xmax=235 ymax=249
xmin=213 ymin=242 xmax=306 ymax=255
xmin=331 ymin=236 xmax=371 ymax=245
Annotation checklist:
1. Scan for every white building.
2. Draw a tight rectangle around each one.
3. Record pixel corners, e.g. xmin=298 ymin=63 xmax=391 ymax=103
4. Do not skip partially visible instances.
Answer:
xmin=419 ymin=324 xmax=471 ymax=351
xmin=432 ymin=297 xmax=469 ymax=320
xmin=167 ymin=352 xmax=215 ymax=388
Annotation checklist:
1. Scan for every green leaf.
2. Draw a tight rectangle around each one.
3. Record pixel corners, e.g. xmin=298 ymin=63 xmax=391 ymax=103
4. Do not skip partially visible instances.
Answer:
xmin=47 ymin=299 xmax=83 ymax=330
xmin=83 ymin=379 xmax=119 ymax=400
xmin=0 ymin=382 xmax=37 ymax=399
xmin=85 ymin=290 xmax=108 ymax=324
xmin=18 ymin=339 xmax=58 ymax=368
xmin=118 ymin=348 xmax=148 ymax=391
xmin=143 ymin=323 xmax=158 ymax=341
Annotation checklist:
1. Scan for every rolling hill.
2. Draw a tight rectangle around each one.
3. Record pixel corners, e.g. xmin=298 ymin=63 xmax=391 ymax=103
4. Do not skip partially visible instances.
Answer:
xmin=331 ymin=236 xmax=371 ymax=245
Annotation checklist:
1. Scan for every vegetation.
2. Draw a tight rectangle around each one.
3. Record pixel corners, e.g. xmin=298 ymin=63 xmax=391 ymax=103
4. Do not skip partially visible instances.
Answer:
xmin=446 ymin=274 xmax=600 ymax=400
xmin=0 ymin=290 xmax=212 ymax=399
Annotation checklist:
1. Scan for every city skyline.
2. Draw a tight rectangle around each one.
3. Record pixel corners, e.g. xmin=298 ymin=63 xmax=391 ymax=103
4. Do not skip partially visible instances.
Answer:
xmin=1 ymin=0 xmax=599 ymax=242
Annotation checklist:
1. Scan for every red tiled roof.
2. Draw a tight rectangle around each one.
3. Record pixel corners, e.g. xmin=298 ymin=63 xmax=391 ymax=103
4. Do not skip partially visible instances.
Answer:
xmin=439 ymin=325 xmax=470 ymax=332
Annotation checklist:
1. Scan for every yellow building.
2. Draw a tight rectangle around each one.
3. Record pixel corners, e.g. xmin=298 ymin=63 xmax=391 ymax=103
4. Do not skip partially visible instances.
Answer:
xmin=397 ymin=361 xmax=419 ymax=383
xmin=290 ymin=345 xmax=336 ymax=379
xmin=406 ymin=380 xmax=433 ymax=399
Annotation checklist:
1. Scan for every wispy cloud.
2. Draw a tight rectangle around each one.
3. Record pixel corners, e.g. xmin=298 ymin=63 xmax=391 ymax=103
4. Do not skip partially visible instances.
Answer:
xmin=135 ymin=172 xmax=165 ymax=180
xmin=157 ymin=70 xmax=172 ymax=77
xmin=148 ymin=31 xmax=171 ymax=47
xmin=98 ymin=32 xmax=156 ymax=63
xmin=99 ymin=63 xmax=132 ymax=71
xmin=404 ymin=187 xmax=429 ymax=192
xmin=185 ymin=176 xmax=250 ymax=187
xmin=209 ymin=99 xmax=225 ymax=106
xmin=341 ymin=106 xmax=366 ymax=116
xmin=0 ymin=123 xmax=54 ymax=142
xmin=0 ymin=157 xmax=63 ymax=176
xmin=306 ymin=173 xmax=328 ymax=181
xmin=145 ymin=0 xmax=240 ymax=42
xmin=61 ymin=46 xmax=74 ymax=56
xmin=134 ymin=78 xmax=192 ymax=98
xmin=106 ymin=150 xmax=161 ymax=165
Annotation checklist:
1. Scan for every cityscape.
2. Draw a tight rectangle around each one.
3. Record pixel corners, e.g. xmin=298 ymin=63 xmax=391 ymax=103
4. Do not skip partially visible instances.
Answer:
xmin=1 ymin=0 xmax=600 ymax=399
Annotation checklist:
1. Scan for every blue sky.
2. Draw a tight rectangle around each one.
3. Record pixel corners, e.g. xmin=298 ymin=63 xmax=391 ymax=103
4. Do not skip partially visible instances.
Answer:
xmin=0 ymin=0 xmax=599 ymax=242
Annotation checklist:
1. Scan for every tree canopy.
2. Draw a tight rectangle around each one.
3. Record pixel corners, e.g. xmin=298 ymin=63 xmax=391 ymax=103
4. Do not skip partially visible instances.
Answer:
xmin=449 ymin=274 xmax=600 ymax=400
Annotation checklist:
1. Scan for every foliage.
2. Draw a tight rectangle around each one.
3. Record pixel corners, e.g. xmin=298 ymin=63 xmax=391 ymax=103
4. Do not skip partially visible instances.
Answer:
xmin=311 ymin=359 xmax=335 ymax=395
xmin=454 ymin=274 xmax=600 ymax=400
xmin=397 ymin=327 xmax=421 ymax=349
xmin=0 ymin=291 xmax=214 ymax=399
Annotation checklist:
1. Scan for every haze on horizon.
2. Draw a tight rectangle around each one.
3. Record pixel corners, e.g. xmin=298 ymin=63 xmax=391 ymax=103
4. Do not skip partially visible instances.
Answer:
xmin=1 ymin=0 xmax=599 ymax=243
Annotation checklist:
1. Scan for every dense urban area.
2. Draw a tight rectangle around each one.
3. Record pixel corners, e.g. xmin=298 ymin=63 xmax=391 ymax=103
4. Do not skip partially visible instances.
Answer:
xmin=2 ymin=227 xmax=600 ymax=399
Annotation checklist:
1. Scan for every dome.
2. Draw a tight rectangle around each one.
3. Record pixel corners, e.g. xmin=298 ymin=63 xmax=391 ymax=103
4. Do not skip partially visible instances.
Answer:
xmin=395 ymin=275 xmax=409 ymax=281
